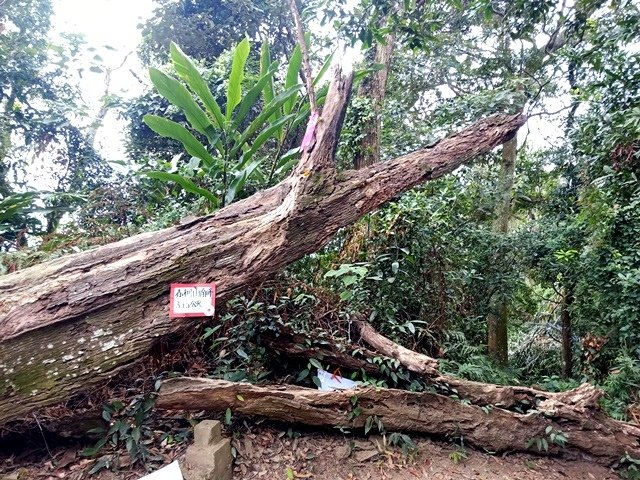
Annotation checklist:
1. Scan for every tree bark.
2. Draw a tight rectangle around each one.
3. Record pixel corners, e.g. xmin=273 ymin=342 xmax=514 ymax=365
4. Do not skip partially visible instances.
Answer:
xmin=261 ymin=324 xmax=384 ymax=377
xmin=487 ymin=136 xmax=517 ymax=365
xmin=352 ymin=317 xmax=438 ymax=376
xmin=561 ymin=287 xmax=574 ymax=378
xmin=0 ymin=69 xmax=525 ymax=426
xmin=156 ymin=377 xmax=640 ymax=466
xmin=0 ymin=91 xmax=16 ymax=198
xmin=353 ymin=35 xmax=395 ymax=169
xmin=265 ymin=319 xmax=574 ymax=410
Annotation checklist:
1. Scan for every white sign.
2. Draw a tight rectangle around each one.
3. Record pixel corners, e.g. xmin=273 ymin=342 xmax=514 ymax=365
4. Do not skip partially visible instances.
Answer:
xmin=317 ymin=368 xmax=359 ymax=391
xmin=170 ymin=283 xmax=216 ymax=318
xmin=139 ymin=461 xmax=183 ymax=480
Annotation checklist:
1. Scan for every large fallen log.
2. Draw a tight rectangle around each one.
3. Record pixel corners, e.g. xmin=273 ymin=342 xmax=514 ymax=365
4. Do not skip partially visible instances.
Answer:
xmin=0 ymin=70 xmax=526 ymax=425
xmin=261 ymin=325 xmax=384 ymax=376
xmin=263 ymin=320 xmax=569 ymax=410
xmin=352 ymin=317 xmax=439 ymax=376
xmin=351 ymin=317 xmax=564 ymax=409
xmin=157 ymin=377 xmax=640 ymax=466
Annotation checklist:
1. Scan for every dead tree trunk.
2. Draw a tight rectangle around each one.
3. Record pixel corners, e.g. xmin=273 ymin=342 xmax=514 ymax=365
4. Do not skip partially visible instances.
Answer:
xmin=157 ymin=377 xmax=640 ymax=466
xmin=0 ymin=70 xmax=525 ymax=426
xmin=264 ymin=319 xmax=576 ymax=409
xmin=352 ymin=317 xmax=438 ymax=376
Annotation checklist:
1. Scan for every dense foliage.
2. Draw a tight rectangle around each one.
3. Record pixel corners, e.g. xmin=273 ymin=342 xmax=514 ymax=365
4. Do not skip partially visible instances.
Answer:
xmin=2 ymin=1 xmax=639 ymax=469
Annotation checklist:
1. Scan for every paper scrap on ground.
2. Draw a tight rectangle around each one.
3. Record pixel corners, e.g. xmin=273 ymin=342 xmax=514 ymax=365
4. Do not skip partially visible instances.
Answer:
xmin=139 ymin=461 xmax=183 ymax=480
xmin=317 ymin=368 xmax=359 ymax=391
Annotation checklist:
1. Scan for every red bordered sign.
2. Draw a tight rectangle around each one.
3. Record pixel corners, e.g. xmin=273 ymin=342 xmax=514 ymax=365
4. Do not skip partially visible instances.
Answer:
xmin=169 ymin=283 xmax=216 ymax=318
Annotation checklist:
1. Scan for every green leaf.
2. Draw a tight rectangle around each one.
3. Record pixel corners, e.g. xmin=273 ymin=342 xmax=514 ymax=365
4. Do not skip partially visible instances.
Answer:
xmin=231 ymin=60 xmax=279 ymax=130
xmin=142 ymin=171 xmax=219 ymax=207
xmin=237 ymin=114 xmax=295 ymax=168
xmin=283 ymin=45 xmax=302 ymax=115
xmin=89 ymin=458 xmax=110 ymax=475
xmin=309 ymin=358 xmax=323 ymax=370
xmin=260 ymin=41 xmax=276 ymax=108
xmin=274 ymin=147 xmax=301 ymax=176
xmin=143 ymin=115 xmax=218 ymax=168
xmin=149 ymin=67 xmax=214 ymax=138
xmin=364 ymin=415 xmax=373 ymax=434
xmin=342 ymin=275 xmax=357 ymax=286
xmin=236 ymin=347 xmax=249 ymax=360
xmin=231 ymin=85 xmax=301 ymax=157
xmin=170 ymin=42 xmax=225 ymax=129
xmin=340 ymin=291 xmax=353 ymax=301
xmin=313 ymin=51 xmax=334 ymax=86
xmin=225 ymin=407 xmax=232 ymax=425
xmin=0 ymin=192 xmax=38 ymax=222
xmin=225 ymin=155 xmax=265 ymax=205
xmin=226 ymin=37 xmax=251 ymax=120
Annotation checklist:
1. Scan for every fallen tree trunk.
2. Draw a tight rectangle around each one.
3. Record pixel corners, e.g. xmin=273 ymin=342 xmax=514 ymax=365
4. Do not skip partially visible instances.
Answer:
xmin=351 ymin=317 xmax=562 ymax=409
xmin=261 ymin=325 xmax=384 ymax=377
xmin=157 ymin=377 xmax=640 ymax=466
xmin=352 ymin=317 xmax=438 ymax=376
xmin=0 ymin=69 xmax=525 ymax=426
xmin=264 ymin=320 xmax=570 ymax=410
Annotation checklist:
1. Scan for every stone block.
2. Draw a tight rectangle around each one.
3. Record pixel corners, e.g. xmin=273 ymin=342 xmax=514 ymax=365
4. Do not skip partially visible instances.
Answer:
xmin=181 ymin=420 xmax=232 ymax=480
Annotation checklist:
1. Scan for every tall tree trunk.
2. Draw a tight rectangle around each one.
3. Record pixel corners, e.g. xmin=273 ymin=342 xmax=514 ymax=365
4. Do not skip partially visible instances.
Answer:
xmin=0 ymin=70 xmax=524 ymax=426
xmin=487 ymin=136 xmax=517 ymax=365
xmin=341 ymin=32 xmax=395 ymax=261
xmin=561 ymin=287 xmax=574 ymax=378
xmin=353 ymin=35 xmax=395 ymax=169
xmin=0 ymin=92 xmax=16 ymax=198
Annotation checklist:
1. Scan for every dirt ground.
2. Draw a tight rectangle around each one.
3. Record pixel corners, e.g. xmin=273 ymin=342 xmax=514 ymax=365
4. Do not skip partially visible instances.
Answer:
xmin=1 ymin=424 xmax=619 ymax=479
xmin=231 ymin=426 xmax=617 ymax=480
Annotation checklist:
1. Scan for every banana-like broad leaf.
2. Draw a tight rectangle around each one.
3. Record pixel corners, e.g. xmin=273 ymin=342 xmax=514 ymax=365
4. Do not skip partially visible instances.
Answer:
xmin=353 ymin=64 xmax=385 ymax=83
xmin=143 ymin=115 xmax=218 ymax=168
xmin=260 ymin=42 xmax=276 ymax=113
xmin=274 ymin=147 xmax=301 ymax=176
xmin=0 ymin=192 xmax=39 ymax=222
xmin=170 ymin=42 xmax=225 ymax=130
xmin=230 ymin=85 xmax=302 ymax=158
xmin=231 ymin=60 xmax=279 ymax=131
xmin=149 ymin=68 xmax=214 ymax=139
xmin=283 ymin=45 xmax=302 ymax=116
xmin=225 ymin=156 xmax=265 ymax=205
xmin=142 ymin=171 xmax=219 ymax=207
xmin=313 ymin=51 xmax=335 ymax=87
xmin=226 ymin=37 xmax=251 ymax=120
xmin=235 ymin=114 xmax=295 ymax=169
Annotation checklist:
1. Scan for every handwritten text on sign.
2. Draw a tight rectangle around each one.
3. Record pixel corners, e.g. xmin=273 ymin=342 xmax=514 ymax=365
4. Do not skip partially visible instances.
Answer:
xmin=169 ymin=283 xmax=216 ymax=318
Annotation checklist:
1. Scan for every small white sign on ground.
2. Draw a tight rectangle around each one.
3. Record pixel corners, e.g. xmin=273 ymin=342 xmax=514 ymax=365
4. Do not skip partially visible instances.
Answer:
xmin=317 ymin=368 xmax=359 ymax=391
xmin=139 ymin=460 xmax=183 ymax=480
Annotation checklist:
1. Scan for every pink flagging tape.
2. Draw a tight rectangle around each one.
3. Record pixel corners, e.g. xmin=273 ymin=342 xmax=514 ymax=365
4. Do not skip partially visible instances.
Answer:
xmin=301 ymin=111 xmax=319 ymax=152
